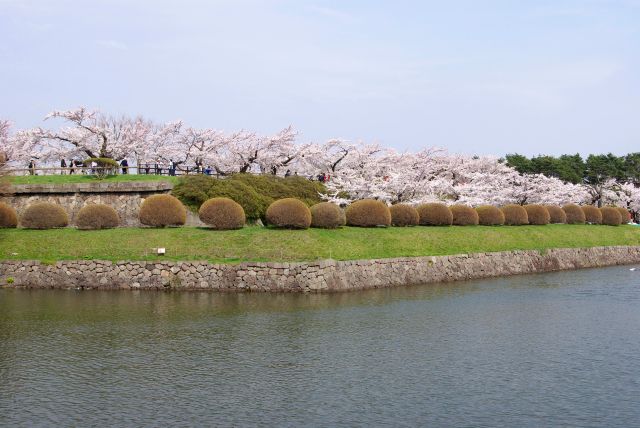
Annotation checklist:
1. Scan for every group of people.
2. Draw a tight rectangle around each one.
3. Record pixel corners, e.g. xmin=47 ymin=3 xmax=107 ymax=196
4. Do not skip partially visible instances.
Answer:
xmin=26 ymin=159 xmax=88 ymax=175
xmin=58 ymin=159 xmax=85 ymax=175
xmin=316 ymin=172 xmax=330 ymax=183
xmin=29 ymin=158 xmax=130 ymax=175
xmin=285 ymin=169 xmax=329 ymax=182
xmin=139 ymin=160 xmax=179 ymax=176
xmin=138 ymin=160 xmax=217 ymax=176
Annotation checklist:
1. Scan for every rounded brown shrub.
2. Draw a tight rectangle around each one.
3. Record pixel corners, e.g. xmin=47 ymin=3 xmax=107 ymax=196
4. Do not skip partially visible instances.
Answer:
xmin=76 ymin=204 xmax=119 ymax=230
xmin=345 ymin=199 xmax=391 ymax=227
xmin=0 ymin=202 xmax=18 ymax=228
xmin=544 ymin=205 xmax=567 ymax=224
xmin=20 ymin=202 xmax=69 ymax=229
xmin=450 ymin=204 xmax=479 ymax=226
xmin=266 ymin=198 xmax=312 ymax=229
xmin=616 ymin=207 xmax=630 ymax=223
xmin=501 ymin=204 xmax=529 ymax=226
xmin=310 ymin=202 xmax=345 ymax=229
xmin=475 ymin=205 xmax=504 ymax=226
xmin=139 ymin=194 xmax=186 ymax=227
xmin=524 ymin=204 xmax=550 ymax=225
xmin=581 ymin=205 xmax=602 ymax=224
xmin=562 ymin=204 xmax=586 ymax=224
xmin=198 ymin=197 xmax=245 ymax=230
xmin=416 ymin=203 xmax=453 ymax=226
xmin=390 ymin=204 xmax=419 ymax=227
xmin=600 ymin=207 xmax=622 ymax=226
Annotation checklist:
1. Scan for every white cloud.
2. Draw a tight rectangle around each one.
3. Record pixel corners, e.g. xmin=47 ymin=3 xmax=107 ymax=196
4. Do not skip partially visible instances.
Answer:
xmin=308 ymin=5 xmax=352 ymax=22
xmin=96 ymin=40 xmax=128 ymax=50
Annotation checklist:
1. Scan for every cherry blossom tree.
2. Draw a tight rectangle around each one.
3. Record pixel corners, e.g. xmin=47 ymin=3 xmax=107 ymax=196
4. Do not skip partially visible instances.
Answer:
xmin=0 ymin=120 xmax=10 ymax=159
xmin=304 ymin=139 xmax=357 ymax=174
xmin=11 ymin=108 xmax=186 ymax=166
xmin=599 ymin=181 xmax=640 ymax=221
xmin=41 ymin=108 xmax=153 ymax=159
xmin=172 ymin=125 xmax=300 ymax=175
xmin=0 ymin=120 xmax=9 ymax=185
xmin=582 ymin=177 xmax=622 ymax=207
xmin=3 ymin=107 xmax=640 ymax=213
xmin=0 ymin=119 xmax=32 ymax=165
xmin=140 ymin=121 xmax=229 ymax=169
xmin=235 ymin=126 xmax=299 ymax=174
xmin=4 ymin=108 xmax=303 ymax=175
xmin=322 ymin=147 xmax=596 ymax=208
xmin=0 ymin=120 xmax=14 ymax=193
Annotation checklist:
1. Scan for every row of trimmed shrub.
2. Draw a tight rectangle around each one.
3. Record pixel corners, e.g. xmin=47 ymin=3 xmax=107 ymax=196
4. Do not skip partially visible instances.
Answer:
xmin=346 ymin=201 xmax=630 ymax=228
xmin=0 ymin=197 xmax=632 ymax=230
xmin=0 ymin=196 xmax=341 ymax=230
xmin=201 ymin=199 xmax=630 ymax=229
xmin=0 ymin=196 xmax=189 ymax=230
xmin=0 ymin=201 xmax=121 ymax=230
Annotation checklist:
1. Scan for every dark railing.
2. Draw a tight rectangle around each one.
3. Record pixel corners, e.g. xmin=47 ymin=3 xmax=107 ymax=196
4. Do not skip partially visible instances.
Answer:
xmin=7 ymin=166 xmax=216 ymax=177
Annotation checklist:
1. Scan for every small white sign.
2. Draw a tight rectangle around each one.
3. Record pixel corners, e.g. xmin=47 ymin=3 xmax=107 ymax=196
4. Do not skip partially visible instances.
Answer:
xmin=157 ymin=248 xmax=166 ymax=255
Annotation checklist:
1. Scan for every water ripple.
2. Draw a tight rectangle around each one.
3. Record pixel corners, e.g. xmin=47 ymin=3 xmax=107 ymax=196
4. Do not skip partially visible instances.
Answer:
xmin=1 ymin=265 xmax=640 ymax=426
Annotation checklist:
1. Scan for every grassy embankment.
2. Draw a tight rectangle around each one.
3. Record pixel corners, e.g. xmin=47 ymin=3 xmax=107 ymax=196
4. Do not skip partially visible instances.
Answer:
xmin=1 ymin=225 xmax=639 ymax=263
xmin=10 ymin=174 xmax=179 ymax=185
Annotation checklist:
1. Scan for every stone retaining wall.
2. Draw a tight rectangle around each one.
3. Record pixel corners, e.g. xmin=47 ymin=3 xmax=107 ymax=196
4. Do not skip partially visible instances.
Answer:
xmin=2 ymin=246 xmax=639 ymax=292
xmin=1 ymin=182 xmax=204 ymax=227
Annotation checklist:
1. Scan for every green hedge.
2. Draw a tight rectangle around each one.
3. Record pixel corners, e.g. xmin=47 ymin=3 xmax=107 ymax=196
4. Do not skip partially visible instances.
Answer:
xmin=172 ymin=174 xmax=327 ymax=221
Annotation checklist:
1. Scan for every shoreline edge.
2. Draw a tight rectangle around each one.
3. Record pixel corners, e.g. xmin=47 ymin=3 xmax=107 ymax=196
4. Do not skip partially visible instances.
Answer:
xmin=2 ymin=246 xmax=640 ymax=292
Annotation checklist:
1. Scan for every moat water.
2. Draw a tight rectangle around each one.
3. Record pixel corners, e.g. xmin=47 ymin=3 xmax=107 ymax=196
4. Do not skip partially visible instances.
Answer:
xmin=1 ymin=266 xmax=640 ymax=427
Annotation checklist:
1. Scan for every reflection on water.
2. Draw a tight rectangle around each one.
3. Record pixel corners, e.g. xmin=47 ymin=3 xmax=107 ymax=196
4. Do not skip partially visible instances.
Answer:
xmin=1 ymin=266 xmax=640 ymax=426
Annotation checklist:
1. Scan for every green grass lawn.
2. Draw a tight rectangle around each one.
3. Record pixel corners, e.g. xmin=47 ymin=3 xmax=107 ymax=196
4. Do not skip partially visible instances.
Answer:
xmin=9 ymin=174 xmax=179 ymax=185
xmin=1 ymin=224 xmax=639 ymax=263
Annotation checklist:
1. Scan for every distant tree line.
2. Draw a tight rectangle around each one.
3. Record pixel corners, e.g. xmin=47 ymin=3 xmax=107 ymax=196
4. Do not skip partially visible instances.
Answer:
xmin=505 ymin=153 xmax=640 ymax=186
xmin=503 ymin=152 xmax=640 ymax=208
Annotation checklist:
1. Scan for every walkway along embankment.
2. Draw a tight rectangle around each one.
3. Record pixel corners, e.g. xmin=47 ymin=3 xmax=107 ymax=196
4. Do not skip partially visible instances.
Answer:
xmin=1 ymin=246 xmax=639 ymax=292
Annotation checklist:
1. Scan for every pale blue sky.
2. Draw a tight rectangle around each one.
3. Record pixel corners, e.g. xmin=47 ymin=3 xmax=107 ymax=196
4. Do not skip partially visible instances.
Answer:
xmin=0 ymin=0 xmax=638 ymax=156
